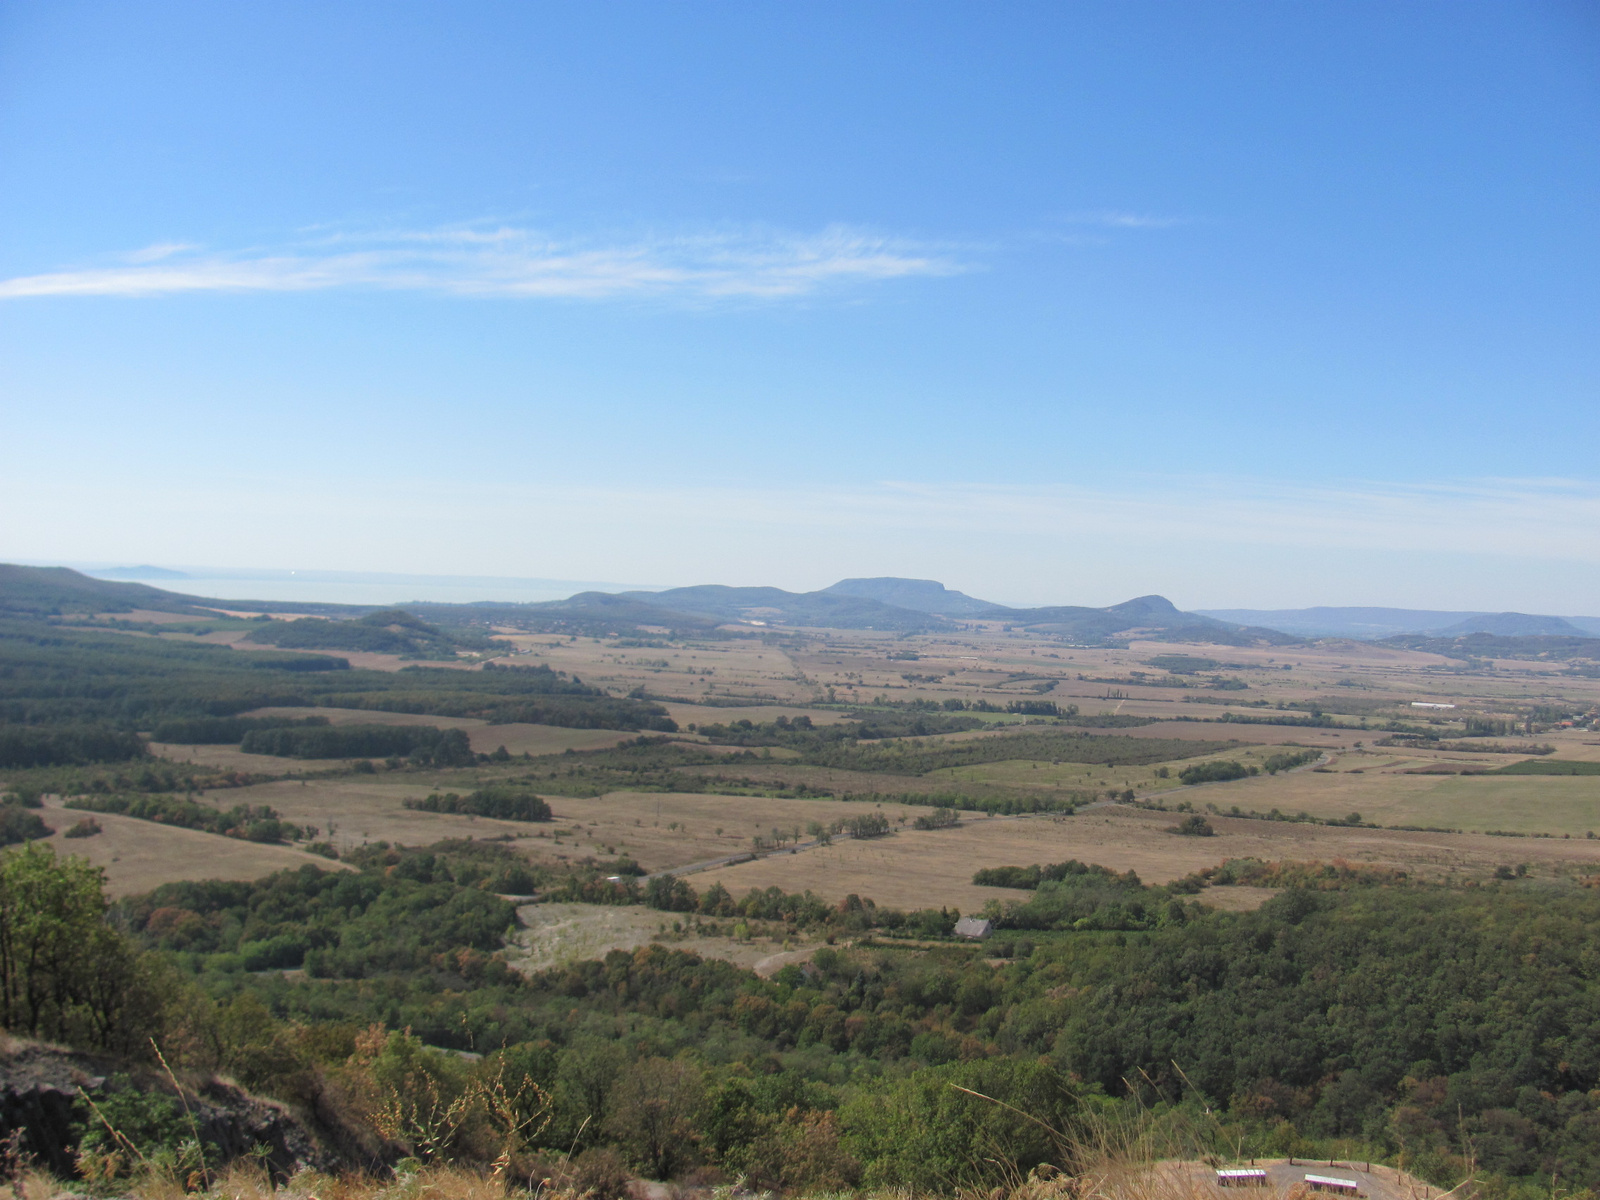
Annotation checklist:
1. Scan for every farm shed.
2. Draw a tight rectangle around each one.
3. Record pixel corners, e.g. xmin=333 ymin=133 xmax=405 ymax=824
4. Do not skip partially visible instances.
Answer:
xmin=954 ymin=916 xmax=993 ymax=939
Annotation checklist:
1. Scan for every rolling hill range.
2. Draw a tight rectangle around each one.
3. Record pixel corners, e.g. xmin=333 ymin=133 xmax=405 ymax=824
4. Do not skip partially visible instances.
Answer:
xmin=1197 ymin=604 xmax=1600 ymax=639
xmin=1 ymin=564 xmax=1295 ymax=646
xmin=602 ymin=581 xmax=1299 ymax=643
xmin=8 ymin=564 xmax=1597 ymax=654
xmin=0 ymin=563 xmax=216 ymax=618
xmin=22 ymin=562 xmax=1595 ymax=654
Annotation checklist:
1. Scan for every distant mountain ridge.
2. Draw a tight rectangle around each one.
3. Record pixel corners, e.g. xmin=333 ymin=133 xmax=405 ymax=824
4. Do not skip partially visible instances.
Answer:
xmin=818 ymin=577 xmax=998 ymax=615
xmin=0 ymin=564 xmax=1296 ymax=646
xmin=39 ymin=564 xmax=1592 ymax=647
xmin=607 ymin=578 xmax=1298 ymax=644
xmin=0 ymin=564 xmax=213 ymax=617
xmin=1431 ymin=612 xmax=1589 ymax=637
xmin=617 ymin=584 xmax=943 ymax=631
xmin=1197 ymin=605 xmax=1600 ymax=639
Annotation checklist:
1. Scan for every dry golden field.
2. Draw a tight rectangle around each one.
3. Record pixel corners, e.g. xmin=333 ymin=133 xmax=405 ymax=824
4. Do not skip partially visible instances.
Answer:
xmin=103 ymin=614 xmax=1600 ymax=911
xmin=246 ymin=705 xmax=640 ymax=755
xmin=212 ymin=777 xmax=962 ymax=872
xmin=1178 ymin=752 xmax=1600 ymax=836
xmin=35 ymin=795 xmax=347 ymax=896
xmin=687 ymin=803 xmax=1600 ymax=912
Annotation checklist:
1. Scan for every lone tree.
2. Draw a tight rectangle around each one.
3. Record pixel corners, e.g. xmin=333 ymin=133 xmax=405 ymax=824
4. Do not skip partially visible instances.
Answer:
xmin=0 ymin=843 xmax=161 ymax=1052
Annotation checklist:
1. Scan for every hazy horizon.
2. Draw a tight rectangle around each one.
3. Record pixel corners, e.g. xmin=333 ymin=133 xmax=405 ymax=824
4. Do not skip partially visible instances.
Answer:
xmin=3 ymin=3 xmax=1595 ymax=610
xmin=9 ymin=558 xmax=1599 ymax=621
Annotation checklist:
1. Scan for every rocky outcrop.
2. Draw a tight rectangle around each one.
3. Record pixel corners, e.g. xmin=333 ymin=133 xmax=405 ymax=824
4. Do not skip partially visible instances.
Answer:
xmin=0 ymin=1036 xmax=331 ymax=1180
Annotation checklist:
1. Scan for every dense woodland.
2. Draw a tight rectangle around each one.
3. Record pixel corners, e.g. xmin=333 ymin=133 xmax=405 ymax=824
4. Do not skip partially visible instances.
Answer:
xmin=0 ymin=620 xmax=677 ymax=772
xmin=2 ymin=836 xmax=1595 ymax=1197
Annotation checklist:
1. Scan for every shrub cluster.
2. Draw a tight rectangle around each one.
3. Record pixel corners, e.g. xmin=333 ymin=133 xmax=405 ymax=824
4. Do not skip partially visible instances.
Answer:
xmin=1178 ymin=759 xmax=1257 ymax=784
xmin=405 ymin=787 xmax=553 ymax=821
xmin=65 ymin=794 xmax=308 ymax=843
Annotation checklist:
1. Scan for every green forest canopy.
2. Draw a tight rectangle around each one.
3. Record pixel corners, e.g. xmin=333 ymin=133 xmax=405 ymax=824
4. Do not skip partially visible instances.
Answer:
xmin=0 ymin=621 xmax=677 ymax=756
xmin=87 ymin=839 xmax=1600 ymax=1193
xmin=5 ymin=832 xmax=1600 ymax=1193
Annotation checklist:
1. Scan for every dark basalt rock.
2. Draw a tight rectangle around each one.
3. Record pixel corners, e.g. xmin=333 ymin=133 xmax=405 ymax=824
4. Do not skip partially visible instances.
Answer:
xmin=0 ymin=1037 xmax=331 ymax=1181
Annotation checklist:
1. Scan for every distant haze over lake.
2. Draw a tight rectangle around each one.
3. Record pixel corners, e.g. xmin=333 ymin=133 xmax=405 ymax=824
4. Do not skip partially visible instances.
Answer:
xmin=45 ymin=564 xmax=657 ymax=607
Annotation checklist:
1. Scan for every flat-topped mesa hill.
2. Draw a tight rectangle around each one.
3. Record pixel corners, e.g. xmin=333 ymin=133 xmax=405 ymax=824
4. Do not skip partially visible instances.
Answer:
xmin=819 ymin=575 xmax=1000 ymax=615
xmin=1429 ymin=611 xmax=1589 ymax=637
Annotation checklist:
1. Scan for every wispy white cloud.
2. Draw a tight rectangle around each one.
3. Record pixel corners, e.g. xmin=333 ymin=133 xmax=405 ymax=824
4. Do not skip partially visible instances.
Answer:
xmin=1056 ymin=210 xmax=1189 ymax=229
xmin=0 ymin=224 xmax=960 ymax=302
xmin=123 ymin=242 xmax=200 ymax=263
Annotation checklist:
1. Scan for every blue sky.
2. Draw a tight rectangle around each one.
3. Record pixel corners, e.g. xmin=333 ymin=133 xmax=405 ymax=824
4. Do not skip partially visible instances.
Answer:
xmin=2 ymin=1 xmax=1597 ymax=610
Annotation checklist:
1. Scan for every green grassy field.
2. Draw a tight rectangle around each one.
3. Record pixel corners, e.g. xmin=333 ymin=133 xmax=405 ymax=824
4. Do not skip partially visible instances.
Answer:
xmin=1188 ymin=767 xmax=1600 ymax=836
xmin=1418 ymin=775 xmax=1600 ymax=835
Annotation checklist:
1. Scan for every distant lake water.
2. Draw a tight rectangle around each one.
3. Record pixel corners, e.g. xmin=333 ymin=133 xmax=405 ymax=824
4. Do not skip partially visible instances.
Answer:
xmin=78 ymin=568 xmax=653 ymax=608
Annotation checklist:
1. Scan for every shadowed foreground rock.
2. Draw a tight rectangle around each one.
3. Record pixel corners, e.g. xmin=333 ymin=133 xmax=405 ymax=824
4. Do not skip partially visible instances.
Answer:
xmin=0 ymin=1036 xmax=330 ymax=1180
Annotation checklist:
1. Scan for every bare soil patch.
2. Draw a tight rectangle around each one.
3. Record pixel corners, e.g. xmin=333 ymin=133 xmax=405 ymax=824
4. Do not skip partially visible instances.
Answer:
xmin=506 ymin=902 xmax=814 ymax=976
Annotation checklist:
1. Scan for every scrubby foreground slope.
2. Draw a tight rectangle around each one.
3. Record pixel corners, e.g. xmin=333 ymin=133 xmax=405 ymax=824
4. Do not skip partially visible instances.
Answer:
xmin=0 ymin=833 xmax=1597 ymax=1198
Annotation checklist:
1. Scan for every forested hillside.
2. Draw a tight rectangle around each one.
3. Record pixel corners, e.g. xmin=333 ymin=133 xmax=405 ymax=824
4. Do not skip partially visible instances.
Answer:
xmin=242 ymin=609 xmax=495 ymax=658
xmin=2 ymin=832 xmax=1594 ymax=1197
xmin=0 ymin=619 xmax=675 ymax=774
